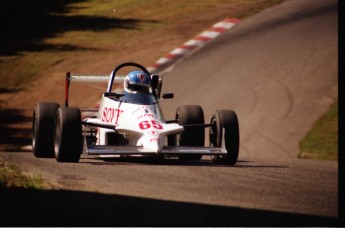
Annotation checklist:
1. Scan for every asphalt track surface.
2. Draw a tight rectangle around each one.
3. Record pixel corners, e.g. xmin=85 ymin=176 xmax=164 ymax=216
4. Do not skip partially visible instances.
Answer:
xmin=0 ymin=0 xmax=339 ymax=226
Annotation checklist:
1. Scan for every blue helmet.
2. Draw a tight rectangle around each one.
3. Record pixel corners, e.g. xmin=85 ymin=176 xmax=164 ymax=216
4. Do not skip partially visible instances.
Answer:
xmin=124 ymin=70 xmax=151 ymax=93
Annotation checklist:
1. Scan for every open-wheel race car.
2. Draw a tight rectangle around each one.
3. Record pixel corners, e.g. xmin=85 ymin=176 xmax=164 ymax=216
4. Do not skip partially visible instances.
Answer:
xmin=32 ymin=62 xmax=240 ymax=165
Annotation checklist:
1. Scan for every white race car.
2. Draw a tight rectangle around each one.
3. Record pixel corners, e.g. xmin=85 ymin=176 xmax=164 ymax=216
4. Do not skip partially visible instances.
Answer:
xmin=32 ymin=62 xmax=240 ymax=165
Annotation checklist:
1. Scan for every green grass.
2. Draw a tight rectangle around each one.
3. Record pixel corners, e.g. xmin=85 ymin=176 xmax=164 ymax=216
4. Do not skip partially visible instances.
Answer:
xmin=0 ymin=157 xmax=43 ymax=189
xmin=299 ymin=100 xmax=338 ymax=160
xmin=0 ymin=52 xmax=65 ymax=89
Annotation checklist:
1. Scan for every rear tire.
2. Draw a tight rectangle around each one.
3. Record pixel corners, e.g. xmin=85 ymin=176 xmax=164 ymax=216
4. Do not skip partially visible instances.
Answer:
xmin=176 ymin=105 xmax=205 ymax=161
xmin=54 ymin=107 xmax=82 ymax=163
xmin=210 ymin=110 xmax=239 ymax=165
xmin=32 ymin=102 xmax=60 ymax=158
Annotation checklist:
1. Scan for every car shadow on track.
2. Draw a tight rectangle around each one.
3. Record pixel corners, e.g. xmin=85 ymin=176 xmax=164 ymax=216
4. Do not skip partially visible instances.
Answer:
xmin=0 ymin=187 xmax=337 ymax=226
xmin=83 ymin=157 xmax=288 ymax=169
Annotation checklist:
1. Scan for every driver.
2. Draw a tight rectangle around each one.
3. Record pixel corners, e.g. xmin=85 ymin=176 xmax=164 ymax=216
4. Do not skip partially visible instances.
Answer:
xmin=124 ymin=70 xmax=151 ymax=94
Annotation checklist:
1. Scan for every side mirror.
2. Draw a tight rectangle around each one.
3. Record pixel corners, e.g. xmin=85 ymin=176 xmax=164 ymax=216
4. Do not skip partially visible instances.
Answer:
xmin=162 ymin=93 xmax=174 ymax=99
xmin=151 ymin=74 xmax=159 ymax=89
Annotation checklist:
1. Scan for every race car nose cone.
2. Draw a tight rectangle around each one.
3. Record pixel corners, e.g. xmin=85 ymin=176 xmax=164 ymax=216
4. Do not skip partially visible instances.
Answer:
xmin=139 ymin=144 xmax=161 ymax=153
xmin=146 ymin=140 xmax=161 ymax=153
xmin=137 ymin=132 xmax=164 ymax=153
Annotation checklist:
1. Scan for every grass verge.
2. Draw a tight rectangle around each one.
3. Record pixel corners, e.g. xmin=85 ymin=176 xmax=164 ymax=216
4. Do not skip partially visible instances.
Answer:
xmin=0 ymin=156 xmax=43 ymax=189
xmin=299 ymin=100 xmax=338 ymax=160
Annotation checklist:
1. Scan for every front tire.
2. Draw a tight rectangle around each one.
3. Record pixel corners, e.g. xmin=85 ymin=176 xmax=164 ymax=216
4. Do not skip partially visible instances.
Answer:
xmin=54 ymin=107 xmax=82 ymax=163
xmin=32 ymin=102 xmax=60 ymax=158
xmin=210 ymin=110 xmax=239 ymax=165
xmin=176 ymin=105 xmax=205 ymax=161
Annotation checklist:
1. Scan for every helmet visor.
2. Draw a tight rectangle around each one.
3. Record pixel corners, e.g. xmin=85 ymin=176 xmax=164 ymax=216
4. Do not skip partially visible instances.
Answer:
xmin=127 ymin=83 xmax=150 ymax=93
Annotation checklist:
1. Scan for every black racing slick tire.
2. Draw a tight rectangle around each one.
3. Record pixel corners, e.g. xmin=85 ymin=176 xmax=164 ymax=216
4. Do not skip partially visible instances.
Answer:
xmin=32 ymin=102 xmax=60 ymax=158
xmin=176 ymin=105 xmax=205 ymax=161
xmin=54 ymin=107 xmax=82 ymax=163
xmin=209 ymin=110 xmax=239 ymax=165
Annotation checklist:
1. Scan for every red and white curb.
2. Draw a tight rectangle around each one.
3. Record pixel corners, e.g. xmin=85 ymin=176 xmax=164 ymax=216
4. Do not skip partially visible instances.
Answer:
xmin=147 ymin=18 xmax=240 ymax=73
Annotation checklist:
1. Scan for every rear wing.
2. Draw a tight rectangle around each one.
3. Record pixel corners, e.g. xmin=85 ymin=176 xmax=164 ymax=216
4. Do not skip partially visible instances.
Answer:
xmin=65 ymin=72 xmax=126 ymax=107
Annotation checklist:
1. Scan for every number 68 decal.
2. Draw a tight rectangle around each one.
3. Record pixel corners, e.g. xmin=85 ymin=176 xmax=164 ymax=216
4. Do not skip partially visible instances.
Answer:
xmin=139 ymin=120 xmax=163 ymax=130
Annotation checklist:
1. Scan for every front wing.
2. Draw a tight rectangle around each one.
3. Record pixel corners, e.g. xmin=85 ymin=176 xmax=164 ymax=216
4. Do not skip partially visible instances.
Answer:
xmin=85 ymin=145 xmax=227 ymax=156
